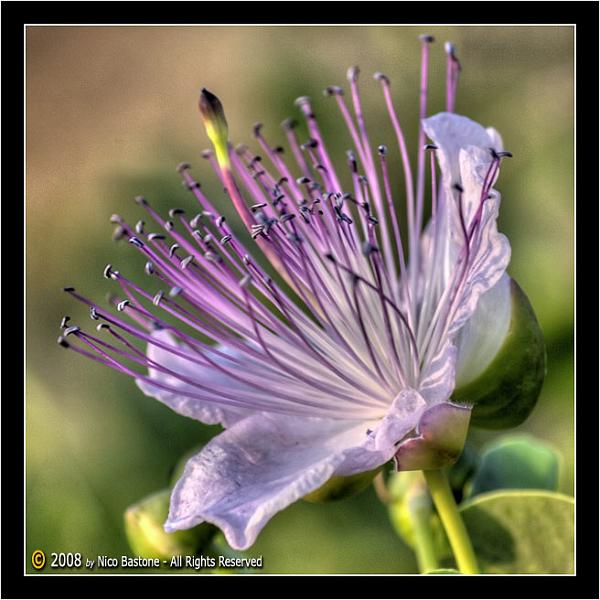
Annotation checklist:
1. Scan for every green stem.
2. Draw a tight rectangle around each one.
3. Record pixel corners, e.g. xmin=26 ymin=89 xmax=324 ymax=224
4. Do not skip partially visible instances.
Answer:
xmin=423 ymin=469 xmax=479 ymax=574
xmin=406 ymin=488 xmax=438 ymax=573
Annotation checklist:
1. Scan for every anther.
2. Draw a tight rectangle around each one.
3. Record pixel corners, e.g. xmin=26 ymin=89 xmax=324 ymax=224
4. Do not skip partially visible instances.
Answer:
xmin=110 ymin=214 xmax=124 ymax=224
xmin=239 ymin=274 xmax=252 ymax=288
xmin=220 ymin=234 xmax=232 ymax=244
xmin=57 ymin=336 xmax=69 ymax=348
xmin=181 ymin=256 xmax=194 ymax=270
xmin=201 ymin=149 xmax=213 ymax=159
xmin=117 ymin=300 xmax=130 ymax=311
xmin=273 ymin=146 xmax=285 ymax=154
xmin=176 ymin=162 xmax=191 ymax=173
xmin=377 ymin=145 xmax=388 ymax=156
xmin=453 ymin=183 xmax=464 ymax=193
xmin=165 ymin=220 xmax=174 ymax=232
xmin=134 ymin=195 xmax=148 ymax=206
xmin=216 ymin=215 xmax=226 ymax=227
xmin=323 ymin=86 xmax=344 ymax=96
xmin=419 ymin=34 xmax=435 ymax=43
xmin=281 ymin=118 xmax=297 ymax=130
xmin=251 ymin=203 xmax=267 ymax=212
xmin=444 ymin=41 xmax=456 ymax=56
xmin=324 ymin=252 xmax=335 ymax=262
xmin=60 ymin=316 xmax=70 ymax=329
xmin=280 ymin=213 xmax=296 ymax=223
xmin=296 ymin=177 xmax=311 ymax=185
xmin=90 ymin=307 xmax=99 ymax=320
xmin=112 ymin=225 xmax=126 ymax=241
xmin=169 ymin=208 xmax=185 ymax=218
xmin=252 ymin=123 xmax=263 ymax=137
xmin=190 ymin=214 xmax=203 ymax=228
xmin=490 ymin=148 xmax=513 ymax=158
xmin=294 ymin=96 xmax=311 ymax=108
xmin=361 ymin=241 xmax=379 ymax=256
xmin=347 ymin=66 xmax=360 ymax=83
xmin=373 ymin=72 xmax=390 ymax=84
xmin=96 ymin=323 xmax=110 ymax=332
xmin=153 ymin=291 xmax=164 ymax=306
xmin=63 ymin=286 xmax=75 ymax=293
xmin=203 ymin=233 xmax=213 ymax=244
xmin=243 ymin=254 xmax=251 ymax=265
xmin=135 ymin=220 xmax=145 ymax=234
xmin=129 ymin=237 xmax=144 ymax=248
xmin=103 ymin=264 xmax=114 ymax=280
xmin=424 ymin=143 xmax=438 ymax=151
xmin=301 ymin=138 xmax=318 ymax=150
xmin=169 ymin=286 xmax=182 ymax=298
xmin=64 ymin=326 xmax=80 ymax=337
xmin=169 ymin=243 xmax=180 ymax=258
xmin=147 ymin=233 xmax=165 ymax=241
xmin=144 ymin=261 xmax=154 ymax=275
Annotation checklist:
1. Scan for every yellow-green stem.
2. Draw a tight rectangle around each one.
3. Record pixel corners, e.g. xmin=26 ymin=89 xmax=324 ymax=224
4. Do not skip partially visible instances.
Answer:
xmin=423 ymin=469 xmax=479 ymax=574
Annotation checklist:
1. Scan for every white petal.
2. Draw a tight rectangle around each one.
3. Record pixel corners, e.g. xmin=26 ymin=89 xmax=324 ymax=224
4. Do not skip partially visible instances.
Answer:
xmin=454 ymin=273 xmax=511 ymax=387
xmin=423 ymin=112 xmax=501 ymax=187
xmin=166 ymin=395 xmax=426 ymax=549
xmin=135 ymin=329 xmax=250 ymax=427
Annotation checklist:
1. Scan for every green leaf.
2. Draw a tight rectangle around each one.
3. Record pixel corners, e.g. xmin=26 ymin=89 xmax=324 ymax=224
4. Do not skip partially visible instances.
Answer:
xmin=455 ymin=491 xmax=574 ymax=574
xmin=425 ymin=568 xmax=460 ymax=574
xmin=468 ymin=435 xmax=560 ymax=497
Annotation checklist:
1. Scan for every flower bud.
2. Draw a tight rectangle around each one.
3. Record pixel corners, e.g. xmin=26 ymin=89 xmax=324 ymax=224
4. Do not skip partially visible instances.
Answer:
xmin=124 ymin=489 xmax=218 ymax=559
xmin=303 ymin=467 xmax=381 ymax=503
xmin=199 ymin=88 xmax=230 ymax=169
xmin=453 ymin=275 xmax=546 ymax=429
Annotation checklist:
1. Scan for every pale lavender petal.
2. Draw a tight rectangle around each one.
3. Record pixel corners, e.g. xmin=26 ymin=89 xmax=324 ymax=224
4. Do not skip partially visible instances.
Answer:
xmin=422 ymin=112 xmax=501 ymax=188
xmin=135 ymin=329 xmax=250 ymax=427
xmin=166 ymin=395 xmax=426 ymax=549
xmin=418 ymin=341 xmax=457 ymax=405
xmin=165 ymin=414 xmax=369 ymax=549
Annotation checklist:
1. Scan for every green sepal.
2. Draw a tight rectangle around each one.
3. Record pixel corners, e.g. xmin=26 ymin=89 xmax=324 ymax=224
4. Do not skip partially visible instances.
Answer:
xmin=453 ymin=278 xmax=546 ymax=429
xmin=394 ymin=402 xmax=471 ymax=471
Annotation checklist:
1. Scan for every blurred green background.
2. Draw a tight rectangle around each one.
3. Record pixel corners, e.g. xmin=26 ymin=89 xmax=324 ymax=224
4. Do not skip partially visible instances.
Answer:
xmin=26 ymin=26 xmax=573 ymax=574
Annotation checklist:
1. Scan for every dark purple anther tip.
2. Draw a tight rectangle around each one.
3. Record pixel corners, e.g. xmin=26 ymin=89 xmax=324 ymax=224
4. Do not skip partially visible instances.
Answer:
xmin=377 ymin=145 xmax=388 ymax=156
xmin=134 ymin=195 xmax=148 ymax=206
xmin=60 ymin=316 xmax=70 ymax=329
xmin=419 ymin=34 xmax=435 ymax=43
xmin=373 ymin=72 xmax=390 ymax=84
xmin=57 ymin=336 xmax=69 ymax=348
xmin=323 ymin=86 xmax=344 ymax=97
xmin=281 ymin=118 xmax=297 ymax=130
xmin=346 ymin=66 xmax=360 ymax=83
xmin=176 ymin=162 xmax=191 ymax=173
xmin=252 ymin=123 xmax=263 ymax=137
